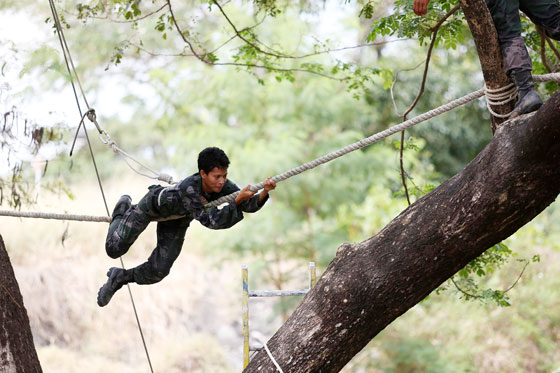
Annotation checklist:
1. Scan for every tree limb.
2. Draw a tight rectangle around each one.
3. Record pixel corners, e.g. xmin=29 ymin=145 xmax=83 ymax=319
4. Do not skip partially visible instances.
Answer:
xmin=245 ymin=90 xmax=560 ymax=372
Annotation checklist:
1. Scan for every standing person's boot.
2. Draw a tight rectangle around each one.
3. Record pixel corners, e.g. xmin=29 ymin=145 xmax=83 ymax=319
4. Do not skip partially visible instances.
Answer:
xmin=510 ymin=70 xmax=543 ymax=118
xmin=97 ymin=267 xmax=134 ymax=307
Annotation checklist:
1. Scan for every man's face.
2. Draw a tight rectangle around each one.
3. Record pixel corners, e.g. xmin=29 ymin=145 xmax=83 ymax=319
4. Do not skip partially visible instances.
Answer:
xmin=200 ymin=167 xmax=228 ymax=194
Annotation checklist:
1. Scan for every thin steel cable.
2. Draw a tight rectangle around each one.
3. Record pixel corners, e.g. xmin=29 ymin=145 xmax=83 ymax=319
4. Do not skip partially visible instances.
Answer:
xmin=48 ymin=0 xmax=85 ymax=126
xmin=81 ymin=124 xmax=110 ymax=216
xmin=48 ymin=0 xmax=90 ymax=110
xmin=80 ymin=122 xmax=155 ymax=373
xmin=47 ymin=1 xmax=154 ymax=371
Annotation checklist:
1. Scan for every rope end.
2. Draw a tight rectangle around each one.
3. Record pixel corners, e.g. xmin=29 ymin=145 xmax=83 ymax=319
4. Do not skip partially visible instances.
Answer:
xmin=158 ymin=173 xmax=175 ymax=185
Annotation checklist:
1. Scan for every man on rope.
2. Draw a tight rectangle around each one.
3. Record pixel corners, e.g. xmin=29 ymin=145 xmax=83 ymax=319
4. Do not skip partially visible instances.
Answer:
xmin=414 ymin=0 xmax=560 ymax=118
xmin=97 ymin=147 xmax=276 ymax=307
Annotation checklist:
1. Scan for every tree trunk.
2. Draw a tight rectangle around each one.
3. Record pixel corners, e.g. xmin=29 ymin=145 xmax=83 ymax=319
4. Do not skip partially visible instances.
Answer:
xmin=459 ymin=0 xmax=516 ymax=131
xmin=0 ymin=235 xmax=43 ymax=373
xmin=244 ymin=89 xmax=560 ymax=373
xmin=243 ymin=2 xmax=559 ymax=371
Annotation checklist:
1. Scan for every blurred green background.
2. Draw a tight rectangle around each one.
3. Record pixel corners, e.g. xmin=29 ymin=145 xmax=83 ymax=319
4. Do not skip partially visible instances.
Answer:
xmin=1 ymin=0 xmax=559 ymax=371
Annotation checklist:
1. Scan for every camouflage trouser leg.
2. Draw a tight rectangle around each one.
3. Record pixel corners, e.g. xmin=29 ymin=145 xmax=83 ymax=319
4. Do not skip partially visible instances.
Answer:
xmin=130 ymin=217 xmax=190 ymax=285
xmin=485 ymin=0 xmax=532 ymax=75
xmin=520 ymin=0 xmax=560 ymax=40
xmin=105 ymin=191 xmax=158 ymax=259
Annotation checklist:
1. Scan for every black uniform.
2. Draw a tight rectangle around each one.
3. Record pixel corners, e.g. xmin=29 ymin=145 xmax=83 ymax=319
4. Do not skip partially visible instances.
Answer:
xmin=105 ymin=173 xmax=268 ymax=285
xmin=486 ymin=0 xmax=560 ymax=74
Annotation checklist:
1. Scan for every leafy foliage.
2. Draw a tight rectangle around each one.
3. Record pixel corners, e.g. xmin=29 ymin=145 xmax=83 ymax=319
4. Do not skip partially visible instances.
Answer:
xmin=3 ymin=0 xmax=560 ymax=371
xmin=5 ymin=0 xmax=556 ymax=326
xmin=366 ymin=0 xmax=466 ymax=49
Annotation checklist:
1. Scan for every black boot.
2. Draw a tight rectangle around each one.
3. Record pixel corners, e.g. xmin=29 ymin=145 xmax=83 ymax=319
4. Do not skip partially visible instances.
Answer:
xmin=97 ymin=267 xmax=133 ymax=307
xmin=510 ymin=70 xmax=543 ymax=118
xmin=111 ymin=195 xmax=132 ymax=221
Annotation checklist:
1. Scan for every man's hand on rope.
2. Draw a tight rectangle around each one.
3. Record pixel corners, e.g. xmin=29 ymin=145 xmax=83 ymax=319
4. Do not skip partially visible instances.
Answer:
xmin=258 ymin=177 xmax=276 ymax=203
xmin=263 ymin=177 xmax=277 ymax=193
xmin=235 ymin=185 xmax=257 ymax=205
xmin=234 ymin=177 xmax=276 ymax=206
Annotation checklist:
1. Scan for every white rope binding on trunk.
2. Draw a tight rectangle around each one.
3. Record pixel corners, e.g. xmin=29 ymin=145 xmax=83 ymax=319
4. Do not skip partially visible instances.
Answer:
xmin=484 ymin=83 xmax=518 ymax=118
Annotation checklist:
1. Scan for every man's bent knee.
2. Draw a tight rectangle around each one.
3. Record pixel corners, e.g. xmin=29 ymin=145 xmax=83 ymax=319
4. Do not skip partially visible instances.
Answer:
xmin=105 ymin=232 xmax=130 ymax=259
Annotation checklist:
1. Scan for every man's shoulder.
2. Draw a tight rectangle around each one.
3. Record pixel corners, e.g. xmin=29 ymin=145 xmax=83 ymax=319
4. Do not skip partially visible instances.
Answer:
xmin=178 ymin=173 xmax=201 ymax=195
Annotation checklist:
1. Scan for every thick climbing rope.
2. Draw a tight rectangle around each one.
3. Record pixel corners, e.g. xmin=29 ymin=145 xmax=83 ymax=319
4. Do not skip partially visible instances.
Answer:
xmin=3 ymin=72 xmax=560 ymax=220
xmin=208 ymin=72 xmax=560 ymax=207
xmin=47 ymin=1 xmax=155 ymax=371
xmin=0 ymin=210 xmax=110 ymax=223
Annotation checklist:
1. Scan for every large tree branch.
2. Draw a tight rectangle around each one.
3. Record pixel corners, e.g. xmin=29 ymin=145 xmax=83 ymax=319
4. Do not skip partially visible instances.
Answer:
xmin=244 ymin=90 xmax=560 ymax=372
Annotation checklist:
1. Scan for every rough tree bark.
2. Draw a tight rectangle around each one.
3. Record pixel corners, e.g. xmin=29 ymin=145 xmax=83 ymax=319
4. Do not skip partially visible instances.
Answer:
xmin=0 ymin=235 xmax=43 ymax=373
xmin=244 ymin=1 xmax=559 ymax=371
xmin=245 ymin=81 xmax=560 ymax=373
xmin=459 ymin=0 xmax=516 ymax=131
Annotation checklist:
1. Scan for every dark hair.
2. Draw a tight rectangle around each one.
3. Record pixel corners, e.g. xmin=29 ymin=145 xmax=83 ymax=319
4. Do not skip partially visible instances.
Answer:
xmin=198 ymin=147 xmax=230 ymax=174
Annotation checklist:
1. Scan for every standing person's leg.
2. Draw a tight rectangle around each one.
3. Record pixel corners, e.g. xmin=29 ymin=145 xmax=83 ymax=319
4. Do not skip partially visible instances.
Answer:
xmin=520 ymin=0 xmax=560 ymax=40
xmin=486 ymin=0 xmax=543 ymax=116
xmin=485 ymin=0 xmax=530 ymax=74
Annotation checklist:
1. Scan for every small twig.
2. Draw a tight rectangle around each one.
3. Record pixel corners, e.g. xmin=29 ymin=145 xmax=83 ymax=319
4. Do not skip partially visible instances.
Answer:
xmin=167 ymin=0 xmax=209 ymax=62
xmin=399 ymin=132 xmax=411 ymax=205
xmin=503 ymin=260 xmax=529 ymax=293
xmin=390 ymin=61 xmax=425 ymax=116
xmin=211 ymin=0 xmax=289 ymax=59
xmin=403 ymin=169 xmax=427 ymax=194
xmin=113 ymin=3 xmax=170 ymax=23
xmin=212 ymin=0 xmax=408 ymax=61
xmin=66 ymin=3 xmax=169 ymax=23
xmin=397 ymin=4 xmax=460 ymax=205
xmin=450 ymin=277 xmax=482 ymax=299
xmin=451 ymin=259 xmax=530 ymax=300
xmin=167 ymin=0 xmax=345 ymax=79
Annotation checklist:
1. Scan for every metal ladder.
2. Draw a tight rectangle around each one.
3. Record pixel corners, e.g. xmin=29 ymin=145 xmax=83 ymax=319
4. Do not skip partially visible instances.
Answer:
xmin=242 ymin=262 xmax=317 ymax=369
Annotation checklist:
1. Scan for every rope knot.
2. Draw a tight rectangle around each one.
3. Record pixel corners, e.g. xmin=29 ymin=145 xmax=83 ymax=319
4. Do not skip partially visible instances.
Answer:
xmin=109 ymin=141 xmax=119 ymax=153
